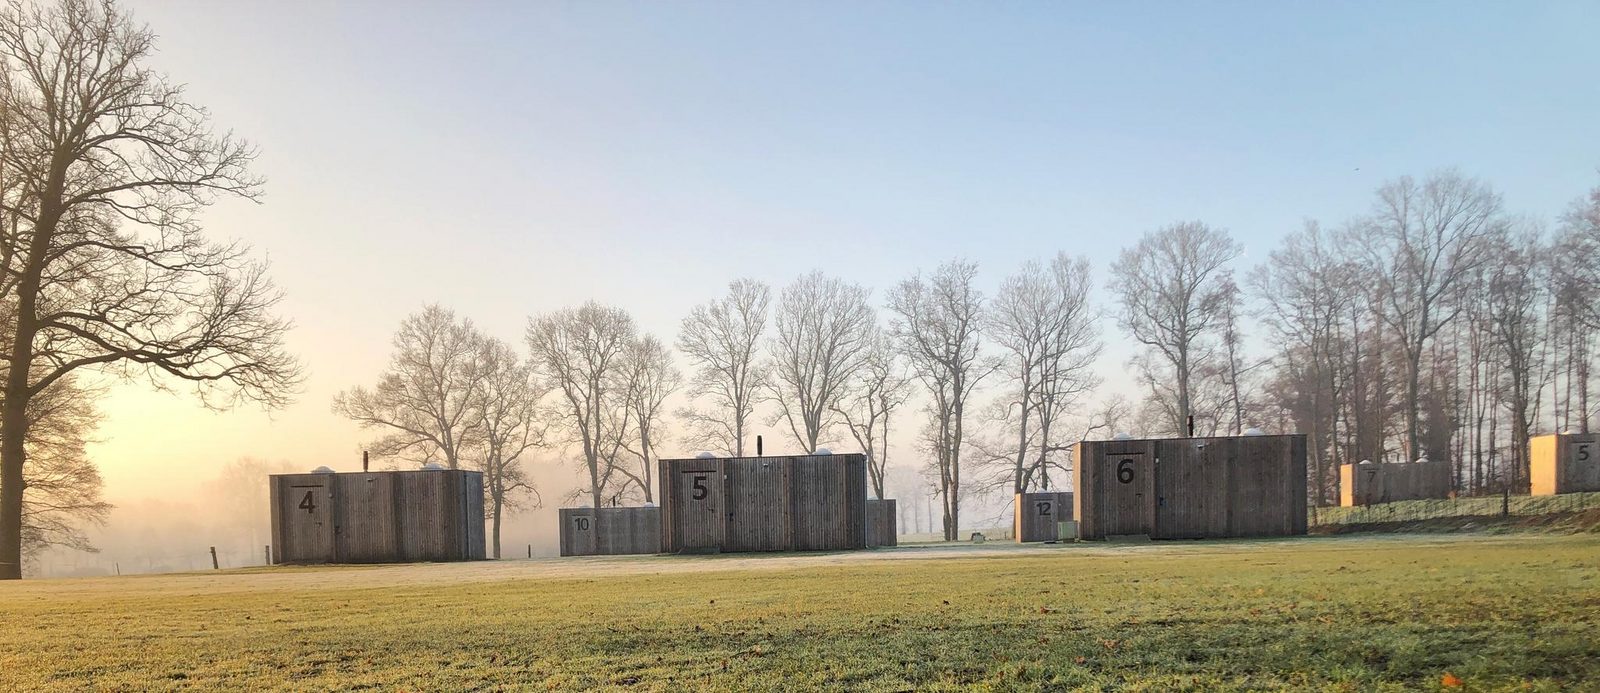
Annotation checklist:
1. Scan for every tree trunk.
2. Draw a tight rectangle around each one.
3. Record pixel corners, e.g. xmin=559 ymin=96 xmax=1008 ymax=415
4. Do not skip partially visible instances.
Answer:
xmin=491 ymin=491 xmax=503 ymax=559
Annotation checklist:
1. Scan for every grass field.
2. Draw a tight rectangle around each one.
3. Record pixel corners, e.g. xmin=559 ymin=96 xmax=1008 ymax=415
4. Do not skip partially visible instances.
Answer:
xmin=2 ymin=534 xmax=1598 ymax=691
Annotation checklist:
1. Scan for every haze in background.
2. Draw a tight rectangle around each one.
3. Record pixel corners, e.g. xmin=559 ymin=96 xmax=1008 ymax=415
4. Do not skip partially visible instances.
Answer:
xmin=41 ymin=1 xmax=1599 ymax=573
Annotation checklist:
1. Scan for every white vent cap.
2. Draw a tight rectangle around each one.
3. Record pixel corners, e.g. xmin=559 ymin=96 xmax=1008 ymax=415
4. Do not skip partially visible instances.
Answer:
xmin=1243 ymin=427 xmax=1266 ymax=436
xmin=695 ymin=451 xmax=717 ymax=459
xmin=311 ymin=465 xmax=335 ymax=474
xmin=812 ymin=447 xmax=833 ymax=456
xmin=1112 ymin=432 xmax=1133 ymax=441
xmin=422 ymin=462 xmax=446 ymax=470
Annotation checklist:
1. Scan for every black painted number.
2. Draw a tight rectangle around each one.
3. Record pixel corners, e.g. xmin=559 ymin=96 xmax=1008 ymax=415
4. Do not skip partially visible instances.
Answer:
xmin=574 ymin=517 xmax=590 ymax=531
xmin=691 ymin=475 xmax=709 ymax=501
xmin=1579 ymin=444 xmax=1591 ymax=462
xmin=1036 ymin=501 xmax=1052 ymax=517
xmin=298 ymin=490 xmax=316 ymax=514
xmin=1116 ymin=459 xmax=1135 ymax=484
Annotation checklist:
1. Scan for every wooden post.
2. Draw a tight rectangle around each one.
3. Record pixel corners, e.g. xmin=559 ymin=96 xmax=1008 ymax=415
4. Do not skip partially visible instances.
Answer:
xmin=1502 ymin=487 xmax=1510 ymax=517
xmin=209 ymin=546 xmax=219 ymax=570
xmin=527 ymin=544 xmax=532 ymax=558
xmin=264 ymin=545 xmax=271 ymax=565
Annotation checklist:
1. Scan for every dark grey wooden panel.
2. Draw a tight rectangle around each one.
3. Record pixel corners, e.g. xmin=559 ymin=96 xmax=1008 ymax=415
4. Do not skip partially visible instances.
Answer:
xmin=1014 ymin=492 xmax=1072 ymax=542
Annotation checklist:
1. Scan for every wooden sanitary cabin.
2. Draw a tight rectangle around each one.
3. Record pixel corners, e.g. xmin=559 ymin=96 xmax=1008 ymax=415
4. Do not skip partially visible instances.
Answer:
xmin=1339 ymin=460 xmax=1452 ymax=506
xmin=1014 ymin=492 xmax=1074 ymax=542
xmin=1074 ymin=434 xmax=1307 ymax=541
xmin=269 ymin=469 xmax=485 ymax=564
xmin=1530 ymin=433 xmax=1600 ymax=496
xmin=658 ymin=453 xmax=869 ymax=553
xmin=558 ymin=506 xmax=661 ymax=556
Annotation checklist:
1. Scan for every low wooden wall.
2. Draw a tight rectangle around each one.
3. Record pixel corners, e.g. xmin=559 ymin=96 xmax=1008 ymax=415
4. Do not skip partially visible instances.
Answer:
xmin=1014 ymin=492 xmax=1074 ymax=542
xmin=1339 ymin=460 xmax=1452 ymax=506
xmin=269 ymin=469 xmax=485 ymax=564
xmin=659 ymin=454 xmax=868 ymax=553
xmin=867 ymin=499 xmax=897 ymax=547
xmin=1074 ymin=435 xmax=1307 ymax=540
xmin=1531 ymin=433 xmax=1600 ymax=495
xmin=558 ymin=506 xmax=661 ymax=556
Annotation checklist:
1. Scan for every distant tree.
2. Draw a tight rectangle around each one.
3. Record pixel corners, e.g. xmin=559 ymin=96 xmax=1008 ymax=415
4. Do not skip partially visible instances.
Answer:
xmin=201 ymin=456 xmax=298 ymax=558
xmin=469 ymin=336 xmax=547 ymax=558
xmin=526 ymin=302 xmax=636 ymax=508
xmin=988 ymin=253 xmax=1100 ymax=493
xmin=768 ymin=272 xmax=875 ymax=452
xmin=1355 ymin=171 xmax=1503 ymax=460
xmin=676 ymin=279 xmax=769 ymax=456
xmin=1483 ymin=227 xmax=1549 ymax=490
xmin=833 ymin=329 xmax=909 ymax=499
xmin=1110 ymin=221 xmax=1241 ymax=435
xmin=618 ymin=334 xmax=679 ymax=503
xmin=14 ymin=375 xmax=110 ymax=570
xmin=0 ymin=0 xmax=301 ymax=579
xmin=887 ymin=259 xmax=992 ymax=540
xmin=333 ymin=305 xmax=486 ymax=470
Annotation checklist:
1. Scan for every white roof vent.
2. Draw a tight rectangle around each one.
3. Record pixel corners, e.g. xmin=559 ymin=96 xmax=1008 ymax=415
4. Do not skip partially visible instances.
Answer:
xmin=1112 ymin=432 xmax=1133 ymax=441
xmin=812 ymin=447 xmax=833 ymax=456
xmin=1414 ymin=456 xmax=1429 ymax=464
xmin=695 ymin=451 xmax=717 ymax=459
xmin=1359 ymin=459 xmax=1374 ymax=465
xmin=1243 ymin=427 xmax=1265 ymax=436
xmin=422 ymin=462 xmax=446 ymax=470
xmin=311 ymin=465 xmax=335 ymax=474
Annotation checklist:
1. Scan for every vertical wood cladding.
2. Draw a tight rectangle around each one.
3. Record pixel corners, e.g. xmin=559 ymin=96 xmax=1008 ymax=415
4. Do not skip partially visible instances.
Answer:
xmin=659 ymin=454 xmax=868 ymax=553
xmin=270 ymin=470 xmax=486 ymax=564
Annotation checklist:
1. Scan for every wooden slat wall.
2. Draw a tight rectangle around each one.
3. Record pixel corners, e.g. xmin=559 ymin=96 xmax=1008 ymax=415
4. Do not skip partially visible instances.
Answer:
xmin=659 ymin=454 xmax=867 ymax=553
xmin=1076 ymin=435 xmax=1307 ymax=540
xmin=1338 ymin=461 xmax=1452 ymax=506
xmin=1014 ymin=492 xmax=1073 ymax=542
xmin=269 ymin=470 xmax=485 ymax=564
xmin=559 ymin=507 xmax=661 ymax=556
xmin=1531 ymin=434 xmax=1600 ymax=495
xmin=867 ymin=499 xmax=897 ymax=547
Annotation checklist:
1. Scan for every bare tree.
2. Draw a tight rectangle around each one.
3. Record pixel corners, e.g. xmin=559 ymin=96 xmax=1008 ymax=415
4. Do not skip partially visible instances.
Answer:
xmin=768 ymin=272 xmax=875 ymax=452
xmin=14 ymin=375 xmax=109 ymax=570
xmin=887 ymin=259 xmax=991 ymax=540
xmin=988 ymin=253 xmax=1100 ymax=493
xmin=1110 ymin=221 xmax=1241 ymax=435
xmin=1251 ymin=221 xmax=1362 ymax=505
xmin=0 ymin=0 xmax=300 ymax=579
xmin=1356 ymin=171 xmax=1502 ymax=460
xmin=676 ymin=279 xmax=768 ymax=456
xmin=526 ymin=301 xmax=636 ymax=508
xmin=333 ymin=305 xmax=486 ymax=469
xmin=470 ymin=336 xmax=547 ymax=558
xmin=619 ymin=334 xmax=680 ymax=503
xmin=1483 ymin=226 xmax=1549 ymax=490
xmin=833 ymin=329 xmax=909 ymax=499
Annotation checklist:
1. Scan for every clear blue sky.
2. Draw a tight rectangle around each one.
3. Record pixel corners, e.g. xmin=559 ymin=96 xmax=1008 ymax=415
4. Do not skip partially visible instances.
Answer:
xmin=98 ymin=1 xmax=1600 ymax=508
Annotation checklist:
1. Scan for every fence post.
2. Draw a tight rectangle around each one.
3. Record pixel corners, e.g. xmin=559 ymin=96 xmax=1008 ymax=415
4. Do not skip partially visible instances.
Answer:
xmin=209 ymin=546 xmax=219 ymax=570
xmin=264 ymin=545 xmax=271 ymax=565
xmin=1501 ymin=487 xmax=1510 ymax=518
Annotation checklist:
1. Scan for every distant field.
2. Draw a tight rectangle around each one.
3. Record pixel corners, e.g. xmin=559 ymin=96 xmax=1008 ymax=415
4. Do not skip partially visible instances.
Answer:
xmin=2 ymin=534 xmax=1598 ymax=691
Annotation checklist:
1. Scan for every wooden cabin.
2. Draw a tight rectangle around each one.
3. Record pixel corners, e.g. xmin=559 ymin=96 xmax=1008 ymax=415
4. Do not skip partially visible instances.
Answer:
xmin=269 ymin=469 xmax=485 ymax=564
xmin=1014 ymin=491 xmax=1074 ymax=542
xmin=1074 ymin=434 xmax=1307 ymax=540
xmin=1530 ymin=433 xmax=1600 ymax=496
xmin=1339 ymin=460 xmax=1452 ymax=506
xmin=658 ymin=453 xmax=868 ymax=553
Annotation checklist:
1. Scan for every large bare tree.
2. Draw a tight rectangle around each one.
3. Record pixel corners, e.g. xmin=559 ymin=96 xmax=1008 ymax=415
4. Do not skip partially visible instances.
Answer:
xmin=886 ymin=259 xmax=991 ymax=540
xmin=619 ymin=334 xmax=679 ymax=503
xmin=767 ymin=272 xmax=875 ymax=452
xmin=13 ymin=374 xmax=109 ymax=572
xmin=470 ymin=335 xmax=546 ymax=558
xmin=333 ymin=305 xmax=486 ymax=469
xmin=1110 ymin=221 xmax=1240 ymax=435
xmin=988 ymin=253 xmax=1100 ymax=494
xmin=1356 ymin=171 xmax=1502 ymax=460
xmin=833 ymin=329 xmax=909 ymax=499
xmin=0 ymin=0 xmax=300 ymax=579
xmin=526 ymin=301 xmax=636 ymax=508
xmin=676 ymin=279 xmax=768 ymax=456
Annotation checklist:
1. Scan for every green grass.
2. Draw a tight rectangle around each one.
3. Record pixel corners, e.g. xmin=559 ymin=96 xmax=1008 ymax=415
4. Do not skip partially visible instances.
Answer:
xmin=2 ymin=534 xmax=1598 ymax=691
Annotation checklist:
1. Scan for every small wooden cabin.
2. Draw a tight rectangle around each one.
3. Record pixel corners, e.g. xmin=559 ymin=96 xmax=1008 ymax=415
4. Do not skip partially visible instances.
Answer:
xmin=1074 ymin=434 xmax=1307 ymax=540
xmin=1339 ymin=460 xmax=1452 ymax=506
xmin=658 ymin=453 xmax=868 ymax=553
xmin=1530 ymin=433 xmax=1600 ymax=496
xmin=558 ymin=506 xmax=661 ymax=556
xmin=867 ymin=498 xmax=898 ymax=547
xmin=269 ymin=469 xmax=485 ymax=564
xmin=1014 ymin=491 xmax=1074 ymax=542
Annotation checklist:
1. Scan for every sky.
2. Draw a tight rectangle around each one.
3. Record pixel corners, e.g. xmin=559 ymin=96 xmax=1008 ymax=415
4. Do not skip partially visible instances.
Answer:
xmin=65 ymin=1 xmax=1600 ymax=560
